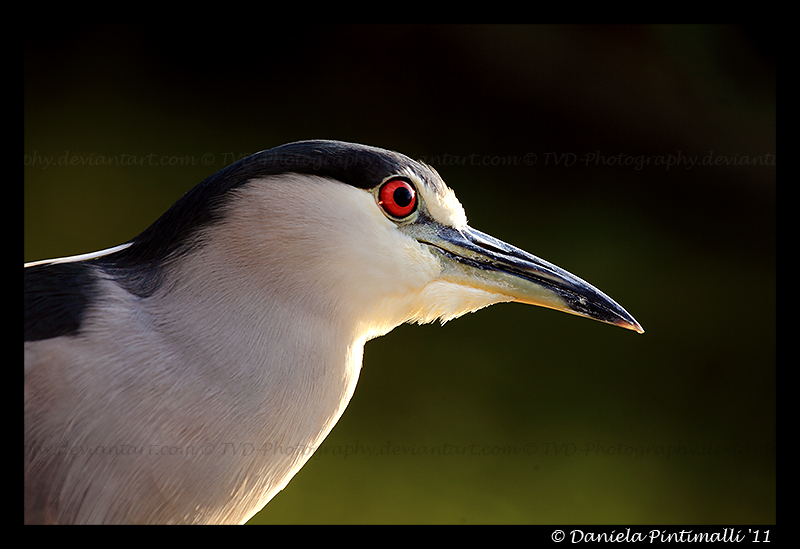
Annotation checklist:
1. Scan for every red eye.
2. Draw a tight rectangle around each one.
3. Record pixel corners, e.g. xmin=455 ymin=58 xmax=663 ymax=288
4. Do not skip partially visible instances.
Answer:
xmin=378 ymin=178 xmax=417 ymax=218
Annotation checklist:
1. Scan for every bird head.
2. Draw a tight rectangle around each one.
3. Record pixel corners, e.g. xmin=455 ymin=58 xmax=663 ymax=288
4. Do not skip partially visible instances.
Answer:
xmin=125 ymin=140 xmax=643 ymax=342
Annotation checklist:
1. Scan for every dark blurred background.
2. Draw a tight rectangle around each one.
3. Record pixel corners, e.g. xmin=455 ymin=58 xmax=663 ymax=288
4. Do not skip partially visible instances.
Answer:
xmin=24 ymin=25 xmax=775 ymax=524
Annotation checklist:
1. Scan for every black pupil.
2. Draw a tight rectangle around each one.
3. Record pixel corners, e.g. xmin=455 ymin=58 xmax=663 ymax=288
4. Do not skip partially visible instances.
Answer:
xmin=393 ymin=186 xmax=413 ymax=207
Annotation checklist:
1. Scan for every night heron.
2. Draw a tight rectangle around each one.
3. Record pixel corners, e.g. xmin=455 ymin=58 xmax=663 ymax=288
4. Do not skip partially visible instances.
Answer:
xmin=24 ymin=140 xmax=643 ymax=524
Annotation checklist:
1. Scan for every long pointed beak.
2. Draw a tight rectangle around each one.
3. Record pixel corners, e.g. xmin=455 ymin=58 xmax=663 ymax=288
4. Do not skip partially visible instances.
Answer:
xmin=414 ymin=224 xmax=644 ymax=333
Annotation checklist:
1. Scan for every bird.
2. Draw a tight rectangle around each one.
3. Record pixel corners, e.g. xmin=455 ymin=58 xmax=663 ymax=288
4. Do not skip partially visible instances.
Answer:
xmin=24 ymin=139 xmax=643 ymax=524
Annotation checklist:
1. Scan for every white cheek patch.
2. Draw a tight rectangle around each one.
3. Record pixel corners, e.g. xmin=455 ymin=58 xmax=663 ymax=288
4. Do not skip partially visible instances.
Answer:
xmin=398 ymin=165 xmax=468 ymax=230
xmin=425 ymin=184 xmax=467 ymax=230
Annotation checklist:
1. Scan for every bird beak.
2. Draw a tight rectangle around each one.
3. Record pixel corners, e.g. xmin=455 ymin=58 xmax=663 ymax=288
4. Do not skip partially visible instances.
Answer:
xmin=412 ymin=223 xmax=644 ymax=333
